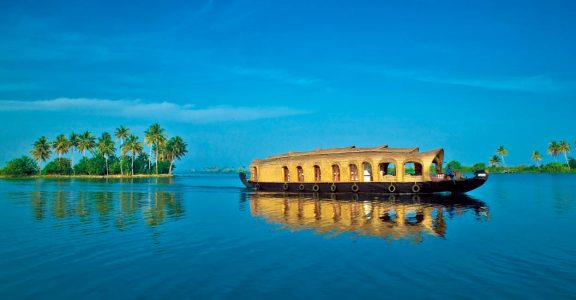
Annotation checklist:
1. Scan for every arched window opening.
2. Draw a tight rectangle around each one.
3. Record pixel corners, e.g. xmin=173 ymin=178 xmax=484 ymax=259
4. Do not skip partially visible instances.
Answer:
xmin=314 ymin=165 xmax=321 ymax=182
xmin=349 ymin=164 xmax=359 ymax=181
xmin=332 ymin=164 xmax=340 ymax=182
xmin=379 ymin=162 xmax=397 ymax=177
xmin=283 ymin=166 xmax=290 ymax=182
xmin=297 ymin=166 xmax=304 ymax=182
xmin=404 ymin=162 xmax=423 ymax=176
xmin=251 ymin=167 xmax=258 ymax=181
xmin=430 ymin=160 xmax=443 ymax=180
xmin=362 ymin=162 xmax=373 ymax=182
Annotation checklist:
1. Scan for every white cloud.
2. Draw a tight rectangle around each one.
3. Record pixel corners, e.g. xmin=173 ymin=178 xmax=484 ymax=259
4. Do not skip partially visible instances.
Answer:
xmin=0 ymin=98 xmax=308 ymax=123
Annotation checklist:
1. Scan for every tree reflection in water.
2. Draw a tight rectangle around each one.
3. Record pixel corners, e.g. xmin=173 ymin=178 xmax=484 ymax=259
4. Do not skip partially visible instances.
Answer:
xmin=247 ymin=192 xmax=489 ymax=243
xmin=29 ymin=190 xmax=184 ymax=231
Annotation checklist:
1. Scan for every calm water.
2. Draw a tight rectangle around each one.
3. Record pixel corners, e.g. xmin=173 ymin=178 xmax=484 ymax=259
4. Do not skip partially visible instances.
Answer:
xmin=0 ymin=174 xmax=575 ymax=299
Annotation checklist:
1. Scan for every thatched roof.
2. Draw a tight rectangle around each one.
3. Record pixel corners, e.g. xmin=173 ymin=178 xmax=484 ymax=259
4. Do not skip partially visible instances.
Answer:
xmin=264 ymin=145 xmax=420 ymax=161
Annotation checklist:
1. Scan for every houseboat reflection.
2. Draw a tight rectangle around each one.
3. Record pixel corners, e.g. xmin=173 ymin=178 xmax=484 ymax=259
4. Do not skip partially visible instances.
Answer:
xmin=248 ymin=192 xmax=488 ymax=242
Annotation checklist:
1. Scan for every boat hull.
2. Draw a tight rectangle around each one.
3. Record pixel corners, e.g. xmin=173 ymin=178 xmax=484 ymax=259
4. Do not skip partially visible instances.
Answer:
xmin=240 ymin=172 xmax=488 ymax=194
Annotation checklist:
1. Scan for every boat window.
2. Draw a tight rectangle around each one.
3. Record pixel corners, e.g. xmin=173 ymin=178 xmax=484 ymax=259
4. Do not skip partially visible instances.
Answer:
xmin=349 ymin=164 xmax=359 ymax=181
xmin=379 ymin=162 xmax=396 ymax=177
xmin=362 ymin=162 xmax=372 ymax=182
xmin=283 ymin=166 xmax=290 ymax=182
xmin=252 ymin=167 xmax=258 ymax=181
xmin=332 ymin=164 xmax=340 ymax=182
xmin=430 ymin=161 xmax=442 ymax=175
xmin=404 ymin=162 xmax=423 ymax=176
xmin=297 ymin=166 xmax=304 ymax=182
xmin=314 ymin=165 xmax=321 ymax=182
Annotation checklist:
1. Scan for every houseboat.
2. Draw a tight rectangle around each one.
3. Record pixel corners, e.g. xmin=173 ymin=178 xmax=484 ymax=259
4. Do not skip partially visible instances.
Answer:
xmin=239 ymin=145 xmax=488 ymax=194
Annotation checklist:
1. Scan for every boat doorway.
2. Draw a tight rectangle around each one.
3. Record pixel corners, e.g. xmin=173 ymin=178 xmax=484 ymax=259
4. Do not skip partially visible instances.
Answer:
xmin=363 ymin=162 xmax=373 ymax=182
xmin=349 ymin=164 xmax=359 ymax=181
xmin=332 ymin=164 xmax=340 ymax=182
xmin=314 ymin=165 xmax=321 ymax=182
xmin=283 ymin=166 xmax=290 ymax=182
xmin=297 ymin=166 xmax=304 ymax=182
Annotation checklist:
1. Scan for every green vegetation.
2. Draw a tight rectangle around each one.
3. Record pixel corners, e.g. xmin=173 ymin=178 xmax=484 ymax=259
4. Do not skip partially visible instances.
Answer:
xmin=448 ymin=141 xmax=576 ymax=174
xmin=44 ymin=158 xmax=73 ymax=175
xmin=446 ymin=160 xmax=462 ymax=171
xmin=0 ymin=124 xmax=187 ymax=178
xmin=0 ymin=156 xmax=39 ymax=176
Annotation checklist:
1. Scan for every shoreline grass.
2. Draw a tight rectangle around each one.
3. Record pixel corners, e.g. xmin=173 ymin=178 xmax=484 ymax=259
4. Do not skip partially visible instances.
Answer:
xmin=0 ymin=174 xmax=173 ymax=179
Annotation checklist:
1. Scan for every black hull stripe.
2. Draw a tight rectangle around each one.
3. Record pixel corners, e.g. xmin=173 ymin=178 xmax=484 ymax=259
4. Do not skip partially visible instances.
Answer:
xmin=248 ymin=180 xmax=487 ymax=194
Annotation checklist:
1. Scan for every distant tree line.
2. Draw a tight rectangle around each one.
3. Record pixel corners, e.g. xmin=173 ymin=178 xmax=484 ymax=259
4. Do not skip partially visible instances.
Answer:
xmin=448 ymin=140 xmax=576 ymax=174
xmin=0 ymin=124 xmax=187 ymax=177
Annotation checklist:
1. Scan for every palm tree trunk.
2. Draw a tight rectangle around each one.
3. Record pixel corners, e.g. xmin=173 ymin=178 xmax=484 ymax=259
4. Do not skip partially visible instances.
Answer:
xmin=564 ymin=152 xmax=570 ymax=168
xmin=105 ymin=156 xmax=109 ymax=176
xmin=169 ymin=158 xmax=174 ymax=175
xmin=71 ymin=149 xmax=75 ymax=175
xmin=119 ymin=138 xmax=124 ymax=175
xmin=131 ymin=154 xmax=135 ymax=176
xmin=155 ymin=149 xmax=159 ymax=174
xmin=148 ymin=146 xmax=152 ymax=174
xmin=501 ymin=156 xmax=506 ymax=167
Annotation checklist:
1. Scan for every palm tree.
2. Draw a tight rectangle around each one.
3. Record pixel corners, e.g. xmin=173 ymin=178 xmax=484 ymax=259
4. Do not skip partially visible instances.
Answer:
xmin=115 ymin=126 xmax=130 ymax=175
xmin=30 ymin=136 xmax=51 ymax=170
xmin=121 ymin=134 xmax=143 ymax=176
xmin=52 ymin=134 xmax=71 ymax=159
xmin=489 ymin=155 xmax=501 ymax=167
xmin=69 ymin=132 xmax=79 ymax=173
xmin=165 ymin=136 xmax=187 ymax=174
xmin=77 ymin=131 xmax=96 ymax=157
xmin=558 ymin=140 xmax=571 ymax=168
xmin=531 ymin=150 xmax=542 ymax=168
xmin=144 ymin=126 xmax=154 ymax=173
xmin=496 ymin=146 xmax=508 ymax=167
xmin=548 ymin=141 xmax=560 ymax=162
xmin=145 ymin=123 xmax=167 ymax=174
xmin=97 ymin=132 xmax=116 ymax=175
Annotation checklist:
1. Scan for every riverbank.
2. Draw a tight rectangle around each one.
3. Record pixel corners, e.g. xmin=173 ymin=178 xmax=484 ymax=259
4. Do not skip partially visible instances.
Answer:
xmin=0 ymin=174 xmax=174 ymax=179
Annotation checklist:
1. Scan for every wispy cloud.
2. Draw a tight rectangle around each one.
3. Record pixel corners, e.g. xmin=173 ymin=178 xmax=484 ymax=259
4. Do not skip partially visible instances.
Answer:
xmin=415 ymin=74 xmax=571 ymax=93
xmin=232 ymin=67 xmax=325 ymax=86
xmin=358 ymin=66 xmax=574 ymax=93
xmin=0 ymin=98 xmax=308 ymax=123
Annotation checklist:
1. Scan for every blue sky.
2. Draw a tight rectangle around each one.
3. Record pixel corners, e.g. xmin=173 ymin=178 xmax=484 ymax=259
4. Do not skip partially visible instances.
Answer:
xmin=1 ymin=0 xmax=575 ymax=170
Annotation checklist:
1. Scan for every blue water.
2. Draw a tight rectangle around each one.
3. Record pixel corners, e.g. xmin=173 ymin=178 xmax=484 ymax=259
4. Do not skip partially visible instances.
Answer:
xmin=0 ymin=174 xmax=575 ymax=299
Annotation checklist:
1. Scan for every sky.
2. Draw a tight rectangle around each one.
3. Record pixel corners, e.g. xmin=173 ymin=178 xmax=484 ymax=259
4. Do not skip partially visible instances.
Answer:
xmin=1 ymin=0 xmax=575 ymax=171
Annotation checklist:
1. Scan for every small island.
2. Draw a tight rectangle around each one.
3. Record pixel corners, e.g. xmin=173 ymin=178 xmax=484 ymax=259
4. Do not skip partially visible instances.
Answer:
xmin=0 ymin=123 xmax=187 ymax=178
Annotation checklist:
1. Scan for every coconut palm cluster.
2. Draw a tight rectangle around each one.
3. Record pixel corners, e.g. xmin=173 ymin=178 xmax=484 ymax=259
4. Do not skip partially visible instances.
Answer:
xmin=488 ymin=141 xmax=574 ymax=171
xmin=20 ymin=123 xmax=187 ymax=176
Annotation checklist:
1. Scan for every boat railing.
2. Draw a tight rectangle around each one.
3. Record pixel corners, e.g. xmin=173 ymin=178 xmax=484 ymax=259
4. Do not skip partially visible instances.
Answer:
xmin=430 ymin=174 xmax=448 ymax=182
xmin=380 ymin=174 xmax=397 ymax=182
xmin=405 ymin=174 xmax=424 ymax=182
